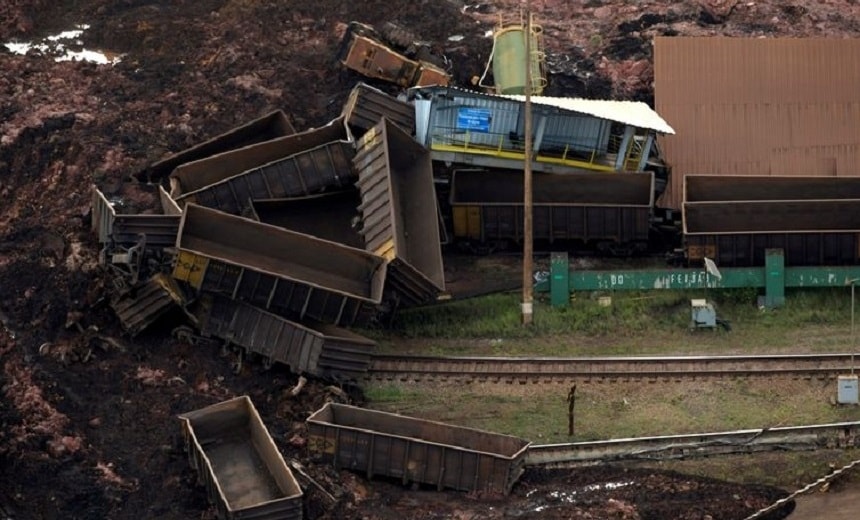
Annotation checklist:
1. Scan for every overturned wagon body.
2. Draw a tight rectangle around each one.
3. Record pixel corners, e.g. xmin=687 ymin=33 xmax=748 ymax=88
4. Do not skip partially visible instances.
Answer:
xmin=307 ymin=403 xmax=531 ymax=495
xmin=173 ymin=204 xmax=386 ymax=327
xmin=179 ymin=396 xmax=303 ymax=520
xmin=110 ymin=273 xmax=184 ymax=337
xmin=248 ymin=191 xmax=365 ymax=249
xmin=341 ymin=82 xmax=416 ymax=137
xmin=683 ymin=175 xmax=860 ymax=266
xmin=450 ymin=169 xmax=654 ymax=253
xmin=171 ymin=118 xmax=355 ymax=214
xmin=337 ymin=24 xmax=449 ymax=88
xmin=197 ymin=294 xmax=375 ymax=380
xmin=141 ymin=110 xmax=296 ymax=182
xmin=92 ymin=185 xmax=181 ymax=250
xmin=353 ymin=118 xmax=446 ymax=307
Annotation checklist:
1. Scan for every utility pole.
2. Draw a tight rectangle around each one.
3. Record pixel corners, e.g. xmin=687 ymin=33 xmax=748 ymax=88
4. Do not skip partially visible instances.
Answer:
xmin=521 ymin=0 xmax=534 ymax=325
xmin=852 ymin=279 xmax=856 ymax=375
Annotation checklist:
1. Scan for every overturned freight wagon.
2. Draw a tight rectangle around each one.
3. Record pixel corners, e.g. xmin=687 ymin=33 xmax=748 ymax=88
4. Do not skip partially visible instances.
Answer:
xmin=683 ymin=175 xmax=860 ymax=266
xmin=341 ymin=82 xmax=416 ymax=138
xmin=179 ymin=396 xmax=303 ymax=520
xmin=139 ymin=109 xmax=296 ymax=182
xmin=92 ymin=184 xmax=181 ymax=251
xmin=195 ymin=294 xmax=376 ymax=380
xmin=450 ymin=169 xmax=654 ymax=254
xmin=170 ymin=117 xmax=355 ymax=214
xmin=306 ymin=403 xmax=531 ymax=494
xmin=353 ymin=118 xmax=445 ymax=307
xmin=110 ymin=273 xmax=185 ymax=337
xmin=247 ymin=191 xmax=365 ymax=249
xmin=172 ymin=204 xmax=386 ymax=326
xmin=337 ymin=22 xmax=450 ymax=88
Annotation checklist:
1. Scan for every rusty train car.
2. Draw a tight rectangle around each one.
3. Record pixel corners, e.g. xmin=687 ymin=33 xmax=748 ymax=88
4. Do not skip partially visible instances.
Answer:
xmin=92 ymin=184 xmax=181 ymax=251
xmin=172 ymin=204 xmax=387 ymax=327
xmin=194 ymin=293 xmax=376 ymax=380
xmin=353 ymin=118 xmax=446 ymax=307
xmin=341 ymin=82 xmax=416 ymax=138
xmin=179 ymin=396 xmax=304 ymax=520
xmin=448 ymin=169 xmax=655 ymax=255
xmin=139 ymin=109 xmax=296 ymax=183
xmin=683 ymin=175 xmax=860 ymax=266
xmin=307 ymin=403 xmax=531 ymax=495
xmin=171 ymin=118 xmax=356 ymax=215
xmin=336 ymin=21 xmax=450 ymax=88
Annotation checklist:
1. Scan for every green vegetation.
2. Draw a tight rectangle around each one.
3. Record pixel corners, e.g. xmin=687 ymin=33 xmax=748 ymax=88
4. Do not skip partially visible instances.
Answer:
xmin=360 ymin=287 xmax=860 ymax=489
xmin=362 ymin=288 xmax=856 ymax=356
xmin=364 ymin=378 xmax=860 ymax=444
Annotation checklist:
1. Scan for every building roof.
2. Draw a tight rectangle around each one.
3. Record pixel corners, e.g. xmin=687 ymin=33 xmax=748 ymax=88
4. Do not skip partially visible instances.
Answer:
xmin=654 ymin=37 xmax=860 ymax=209
xmin=504 ymin=94 xmax=676 ymax=135
xmin=411 ymin=86 xmax=675 ymax=134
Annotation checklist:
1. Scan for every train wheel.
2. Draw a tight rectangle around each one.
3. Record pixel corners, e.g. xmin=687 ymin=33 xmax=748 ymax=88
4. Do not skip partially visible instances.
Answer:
xmin=172 ymin=325 xmax=196 ymax=345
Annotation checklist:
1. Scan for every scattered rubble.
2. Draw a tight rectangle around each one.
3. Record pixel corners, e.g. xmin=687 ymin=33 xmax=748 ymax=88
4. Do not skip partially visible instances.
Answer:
xmin=2 ymin=0 xmax=859 ymax=518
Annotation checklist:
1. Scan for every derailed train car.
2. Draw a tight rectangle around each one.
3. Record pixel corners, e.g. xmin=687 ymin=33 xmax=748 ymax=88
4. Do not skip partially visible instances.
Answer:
xmin=683 ymin=175 xmax=860 ymax=266
xmin=92 ymin=184 xmax=181 ymax=251
xmin=341 ymin=82 xmax=416 ymax=138
xmin=193 ymin=293 xmax=376 ymax=380
xmin=179 ymin=396 xmax=303 ymax=520
xmin=336 ymin=21 xmax=450 ymax=88
xmin=172 ymin=204 xmax=387 ymax=327
xmin=247 ymin=191 xmax=365 ymax=249
xmin=307 ymin=403 xmax=531 ymax=495
xmin=353 ymin=118 xmax=446 ymax=307
xmin=171 ymin=118 xmax=356 ymax=215
xmin=449 ymin=169 xmax=654 ymax=255
xmin=139 ymin=109 xmax=296 ymax=183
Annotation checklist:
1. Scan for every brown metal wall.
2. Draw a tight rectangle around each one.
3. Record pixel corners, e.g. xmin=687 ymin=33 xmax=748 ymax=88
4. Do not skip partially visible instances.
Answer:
xmin=654 ymin=37 xmax=860 ymax=209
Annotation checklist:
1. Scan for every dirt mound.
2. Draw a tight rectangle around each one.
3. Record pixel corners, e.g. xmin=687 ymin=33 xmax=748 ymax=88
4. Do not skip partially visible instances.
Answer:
xmin=3 ymin=0 xmax=859 ymax=518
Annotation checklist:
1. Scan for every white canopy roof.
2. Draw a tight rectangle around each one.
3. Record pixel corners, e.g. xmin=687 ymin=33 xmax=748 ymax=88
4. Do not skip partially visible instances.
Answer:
xmin=504 ymin=94 xmax=675 ymax=135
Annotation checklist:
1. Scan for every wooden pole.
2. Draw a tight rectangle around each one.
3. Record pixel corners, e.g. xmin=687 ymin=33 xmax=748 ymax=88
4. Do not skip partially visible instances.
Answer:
xmin=567 ymin=384 xmax=577 ymax=436
xmin=522 ymin=1 xmax=534 ymax=325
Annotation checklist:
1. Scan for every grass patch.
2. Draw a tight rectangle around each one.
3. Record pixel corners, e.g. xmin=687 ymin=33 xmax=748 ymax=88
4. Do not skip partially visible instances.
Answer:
xmin=363 ymin=378 xmax=860 ymax=445
xmin=362 ymin=288 xmax=858 ymax=356
xmin=359 ymin=284 xmax=860 ymax=489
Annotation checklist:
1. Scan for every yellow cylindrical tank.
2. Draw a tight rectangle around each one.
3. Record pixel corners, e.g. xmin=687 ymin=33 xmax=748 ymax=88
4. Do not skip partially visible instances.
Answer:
xmin=492 ymin=24 xmax=544 ymax=95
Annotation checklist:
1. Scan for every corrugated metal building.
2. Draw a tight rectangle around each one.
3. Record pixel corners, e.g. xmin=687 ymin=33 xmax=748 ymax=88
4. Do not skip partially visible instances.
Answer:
xmin=654 ymin=37 xmax=860 ymax=210
xmin=409 ymin=86 xmax=674 ymax=175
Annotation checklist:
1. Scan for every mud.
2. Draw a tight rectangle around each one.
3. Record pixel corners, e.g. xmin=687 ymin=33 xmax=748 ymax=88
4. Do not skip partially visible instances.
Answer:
xmin=2 ymin=0 xmax=859 ymax=518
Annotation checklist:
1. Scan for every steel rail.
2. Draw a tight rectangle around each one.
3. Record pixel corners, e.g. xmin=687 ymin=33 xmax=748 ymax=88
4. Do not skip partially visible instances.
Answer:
xmin=525 ymin=421 xmax=860 ymax=468
xmin=364 ymin=353 xmax=860 ymax=383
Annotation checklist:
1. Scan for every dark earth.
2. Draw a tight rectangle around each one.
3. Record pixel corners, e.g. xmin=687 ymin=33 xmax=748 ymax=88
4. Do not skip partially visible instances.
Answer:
xmin=2 ymin=1 xmax=859 ymax=518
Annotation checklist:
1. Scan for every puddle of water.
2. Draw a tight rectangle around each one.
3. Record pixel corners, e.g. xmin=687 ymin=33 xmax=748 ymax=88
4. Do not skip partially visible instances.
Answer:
xmin=4 ymin=24 xmax=121 ymax=65
xmin=519 ymin=481 xmax=637 ymax=514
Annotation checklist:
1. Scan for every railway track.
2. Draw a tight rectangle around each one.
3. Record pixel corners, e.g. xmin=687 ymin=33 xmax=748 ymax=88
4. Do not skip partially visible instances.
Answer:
xmin=364 ymin=353 xmax=860 ymax=383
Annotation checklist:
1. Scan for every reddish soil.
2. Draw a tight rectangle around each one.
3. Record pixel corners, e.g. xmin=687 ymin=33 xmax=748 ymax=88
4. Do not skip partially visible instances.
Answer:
xmin=2 ymin=1 xmax=858 ymax=518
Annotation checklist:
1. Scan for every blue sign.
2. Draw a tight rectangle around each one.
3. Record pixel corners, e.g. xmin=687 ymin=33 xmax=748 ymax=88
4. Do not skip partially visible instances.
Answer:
xmin=456 ymin=107 xmax=492 ymax=132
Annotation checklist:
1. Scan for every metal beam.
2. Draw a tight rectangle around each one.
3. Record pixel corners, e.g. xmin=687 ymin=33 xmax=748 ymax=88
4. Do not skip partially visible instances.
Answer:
xmin=538 ymin=249 xmax=860 ymax=309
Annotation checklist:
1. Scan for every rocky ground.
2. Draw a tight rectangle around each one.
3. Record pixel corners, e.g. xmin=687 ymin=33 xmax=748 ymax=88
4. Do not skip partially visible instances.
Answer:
xmin=2 ymin=1 xmax=859 ymax=518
